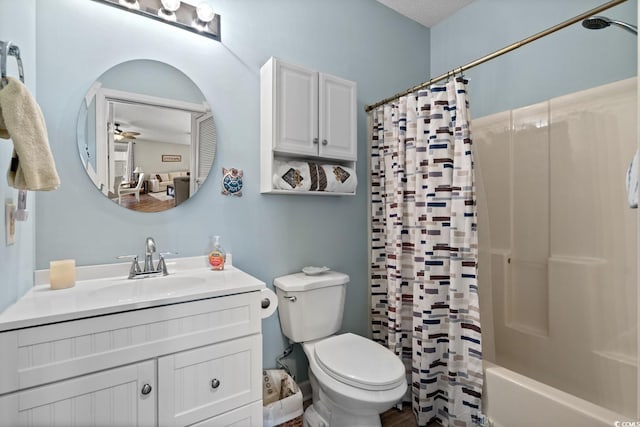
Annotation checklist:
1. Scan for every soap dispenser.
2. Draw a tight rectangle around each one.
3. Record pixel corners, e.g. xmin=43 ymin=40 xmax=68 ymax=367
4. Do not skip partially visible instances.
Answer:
xmin=208 ymin=235 xmax=226 ymax=271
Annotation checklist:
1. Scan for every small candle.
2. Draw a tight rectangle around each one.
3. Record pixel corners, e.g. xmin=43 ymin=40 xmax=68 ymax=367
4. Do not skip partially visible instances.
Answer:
xmin=49 ymin=259 xmax=76 ymax=290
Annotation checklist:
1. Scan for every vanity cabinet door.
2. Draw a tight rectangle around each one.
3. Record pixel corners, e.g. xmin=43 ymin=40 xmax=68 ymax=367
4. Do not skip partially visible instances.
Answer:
xmin=0 ymin=360 xmax=156 ymax=427
xmin=158 ymin=334 xmax=262 ymax=427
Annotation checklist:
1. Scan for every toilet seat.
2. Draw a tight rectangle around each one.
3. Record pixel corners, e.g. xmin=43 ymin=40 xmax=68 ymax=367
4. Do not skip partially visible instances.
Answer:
xmin=313 ymin=333 xmax=405 ymax=391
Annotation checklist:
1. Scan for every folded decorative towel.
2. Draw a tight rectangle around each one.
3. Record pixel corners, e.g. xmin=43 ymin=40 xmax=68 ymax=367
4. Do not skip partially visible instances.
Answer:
xmin=0 ymin=76 xmax=60 ymax=191
xmin=626 ymin=148 xmax=638 ymax=209
xmin=273 ymin=160 xmax=357 ymax=193
xmin=273 ymin=160 xmax=311 ymax=191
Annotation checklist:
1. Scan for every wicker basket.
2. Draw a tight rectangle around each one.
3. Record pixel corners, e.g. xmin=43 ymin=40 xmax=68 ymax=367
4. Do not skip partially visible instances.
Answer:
xmin=263 ymin=369 xmax=304 ymax=427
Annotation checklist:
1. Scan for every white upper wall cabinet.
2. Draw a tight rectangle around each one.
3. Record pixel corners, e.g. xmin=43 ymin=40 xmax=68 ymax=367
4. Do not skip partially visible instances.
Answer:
xmin=261 ymin=57 xmax=357 ymax=195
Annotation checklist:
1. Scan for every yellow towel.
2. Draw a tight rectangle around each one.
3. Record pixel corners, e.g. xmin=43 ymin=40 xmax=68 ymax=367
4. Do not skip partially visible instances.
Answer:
xmin=0 ymin=77 xmax=60 ymax=191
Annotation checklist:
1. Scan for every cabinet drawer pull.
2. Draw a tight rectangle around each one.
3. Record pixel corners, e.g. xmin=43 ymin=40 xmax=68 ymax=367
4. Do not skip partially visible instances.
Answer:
xmin=141 ymin=384 xmax=152 ymax=395
xmin=211 ymin=378 xmax=221 ymax=389
xmin=322 ymin=139 xmax=328 ymax=145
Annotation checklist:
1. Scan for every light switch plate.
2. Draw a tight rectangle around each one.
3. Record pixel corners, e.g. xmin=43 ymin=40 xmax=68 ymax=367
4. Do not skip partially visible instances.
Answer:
xmin=5 ymin=201 xmax=15 ymax=246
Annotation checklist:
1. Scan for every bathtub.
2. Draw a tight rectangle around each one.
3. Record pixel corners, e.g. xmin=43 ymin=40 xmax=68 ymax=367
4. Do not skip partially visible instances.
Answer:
xmin=483 ymin=361 xmax=634 ymax=427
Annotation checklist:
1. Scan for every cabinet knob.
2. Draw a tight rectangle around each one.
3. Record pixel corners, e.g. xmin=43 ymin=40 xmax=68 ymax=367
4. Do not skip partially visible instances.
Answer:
xmin=322 ymin=139 xmax=328 ymax=146
xmin=141 ymin=384 xmax=152 ymax=395
xmin=313 ymin=138 xmax=319 ymax=145
xmin=211 ymin=378 xmax=221 ymax=389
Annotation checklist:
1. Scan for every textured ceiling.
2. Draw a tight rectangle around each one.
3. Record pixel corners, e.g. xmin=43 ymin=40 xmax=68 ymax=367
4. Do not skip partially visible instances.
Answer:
xmin=377 ymin=0 xmax=474 ymax=28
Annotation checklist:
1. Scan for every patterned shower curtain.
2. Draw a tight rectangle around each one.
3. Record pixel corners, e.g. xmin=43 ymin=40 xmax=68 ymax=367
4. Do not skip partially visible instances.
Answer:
xmin=370 ymin=78 xmax=483 ymax=426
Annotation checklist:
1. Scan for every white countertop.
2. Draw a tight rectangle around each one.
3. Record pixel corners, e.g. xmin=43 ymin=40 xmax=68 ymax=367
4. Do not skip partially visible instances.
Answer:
xmin=0 ymin=256 xmax=265 ymax=332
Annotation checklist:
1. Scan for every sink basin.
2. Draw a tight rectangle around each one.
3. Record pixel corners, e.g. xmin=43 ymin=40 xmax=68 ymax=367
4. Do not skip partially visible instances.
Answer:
xmin=88 ymin=275 xmax=207 ymax=304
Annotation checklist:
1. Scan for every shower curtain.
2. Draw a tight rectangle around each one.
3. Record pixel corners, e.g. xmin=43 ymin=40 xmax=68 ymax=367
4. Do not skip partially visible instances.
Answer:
xmin=370 ymin=78 xmax=483 ymax=426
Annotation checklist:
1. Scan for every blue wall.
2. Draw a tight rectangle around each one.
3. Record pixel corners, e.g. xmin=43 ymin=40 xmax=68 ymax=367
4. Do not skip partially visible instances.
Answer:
xmin=430 ymin=0 xmax=637 ymax=118
xmin=31 ymin=0 xmax=430 ymax=377
xmin=0 ymin=0 xmax=36 ymax=312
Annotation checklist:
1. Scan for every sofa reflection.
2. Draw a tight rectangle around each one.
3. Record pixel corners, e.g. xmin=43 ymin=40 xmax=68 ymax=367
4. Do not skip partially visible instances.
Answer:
xmin=148 ymin=171 xmax=189 ymax=193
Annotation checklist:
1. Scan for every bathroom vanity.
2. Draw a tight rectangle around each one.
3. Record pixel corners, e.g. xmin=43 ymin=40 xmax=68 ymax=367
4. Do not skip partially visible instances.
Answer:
xmin=0 ymin=257 xmax=265 ymax=427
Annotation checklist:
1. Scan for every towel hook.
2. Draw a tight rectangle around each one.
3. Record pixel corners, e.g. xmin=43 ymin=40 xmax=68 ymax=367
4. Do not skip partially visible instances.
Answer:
xmin=0 ymin=40 xmax=24 ymax=88
xmin=0 ymin=41 xmax=8 ymax=87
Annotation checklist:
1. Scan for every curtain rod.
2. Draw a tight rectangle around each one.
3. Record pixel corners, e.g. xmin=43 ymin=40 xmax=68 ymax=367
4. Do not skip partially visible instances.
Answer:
xmin=364 ymin=0 xmax=629 ymax=112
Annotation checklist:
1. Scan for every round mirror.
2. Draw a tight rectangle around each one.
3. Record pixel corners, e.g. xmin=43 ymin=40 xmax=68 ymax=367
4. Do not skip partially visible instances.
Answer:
xmin=77 ymin=59 xmax=216 ymax=212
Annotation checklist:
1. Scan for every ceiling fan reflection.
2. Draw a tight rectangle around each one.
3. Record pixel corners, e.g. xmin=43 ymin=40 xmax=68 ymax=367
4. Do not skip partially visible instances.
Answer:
xmin=113 ymin=122 xmax=141 ymax=141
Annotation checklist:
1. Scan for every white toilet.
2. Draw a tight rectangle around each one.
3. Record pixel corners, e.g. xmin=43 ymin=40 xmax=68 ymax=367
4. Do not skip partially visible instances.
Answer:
xmin=274 ymin=271 xmax=407 ymax=427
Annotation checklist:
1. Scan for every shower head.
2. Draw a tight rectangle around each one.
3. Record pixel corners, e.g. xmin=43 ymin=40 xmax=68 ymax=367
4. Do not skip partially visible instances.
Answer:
xmin=582 ymin=16 xmax=638 ymax=35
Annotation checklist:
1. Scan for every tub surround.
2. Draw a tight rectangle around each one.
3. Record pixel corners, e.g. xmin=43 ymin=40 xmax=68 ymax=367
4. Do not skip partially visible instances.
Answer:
xmin=0 ymin=256 xmax=265 ymax=426
xmin=475 ymin=77 xmax=637 ymax=417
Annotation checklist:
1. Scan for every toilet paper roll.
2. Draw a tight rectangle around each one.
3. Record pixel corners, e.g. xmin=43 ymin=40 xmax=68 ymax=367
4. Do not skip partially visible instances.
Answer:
xmin=260 ymin=288 xmax=278 ymax=319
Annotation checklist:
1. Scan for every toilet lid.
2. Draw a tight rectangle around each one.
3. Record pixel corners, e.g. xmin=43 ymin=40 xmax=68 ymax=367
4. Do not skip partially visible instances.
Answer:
xmin=313 ymin=333 xmax=406 ymax=391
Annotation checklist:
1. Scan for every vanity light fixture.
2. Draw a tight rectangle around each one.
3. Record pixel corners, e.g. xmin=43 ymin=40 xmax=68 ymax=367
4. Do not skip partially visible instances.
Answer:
xmin=93 ymin=0 xmax=221 ymax=42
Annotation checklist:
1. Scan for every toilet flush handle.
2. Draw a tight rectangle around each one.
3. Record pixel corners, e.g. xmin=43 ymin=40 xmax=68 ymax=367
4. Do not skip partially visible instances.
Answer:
xmin=284 ymin=295 xmax=297 ymax=303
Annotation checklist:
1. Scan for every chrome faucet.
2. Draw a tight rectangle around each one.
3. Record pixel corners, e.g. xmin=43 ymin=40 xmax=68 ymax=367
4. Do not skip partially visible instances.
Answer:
xmin=118 ymin=237 xmax=173 ymax=279
xmin=144 ymin=237 xmax=156 ymax=273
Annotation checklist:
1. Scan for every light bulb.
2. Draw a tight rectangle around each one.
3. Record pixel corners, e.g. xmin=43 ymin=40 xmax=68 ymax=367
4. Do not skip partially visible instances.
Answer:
xmin=192 ymin=3 xmax=214 ymax=31
xmin=119 ymin=0 xmax=140 ymax=10
xmin=196 ymin=3 xmax=215 ymax=23
xmin=161 ymin=0 xmax=181 ymax=12
xmin=158 ymin=0 xmax=180 ymax=21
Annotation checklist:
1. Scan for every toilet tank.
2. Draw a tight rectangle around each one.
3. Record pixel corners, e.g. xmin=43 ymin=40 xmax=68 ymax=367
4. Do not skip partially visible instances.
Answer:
xmin=273 ymin=271 xmax=349 ymax=343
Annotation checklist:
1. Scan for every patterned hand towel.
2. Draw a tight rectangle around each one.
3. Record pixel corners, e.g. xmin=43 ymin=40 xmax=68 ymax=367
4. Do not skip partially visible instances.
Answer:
xmin=626 ymin=148 xmax=638 ymax=209
xmin=0 ymin=77 xmax=60 ymax=190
